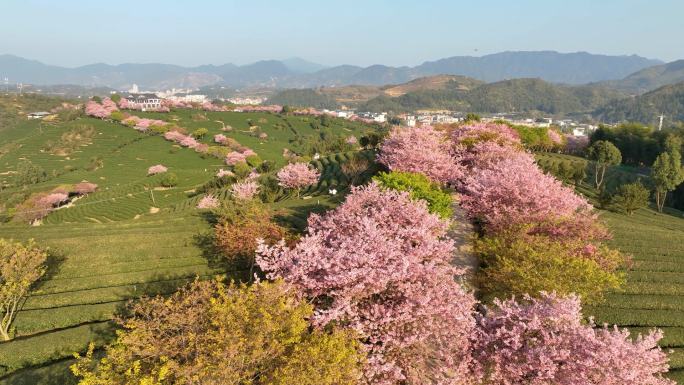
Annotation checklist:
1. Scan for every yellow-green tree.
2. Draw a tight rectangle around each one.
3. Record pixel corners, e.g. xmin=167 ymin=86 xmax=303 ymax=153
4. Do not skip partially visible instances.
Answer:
xmin=1 ymin=239 xmax=47 ymax=340
xmin=71 ymin=279 xmax=363 ymax=385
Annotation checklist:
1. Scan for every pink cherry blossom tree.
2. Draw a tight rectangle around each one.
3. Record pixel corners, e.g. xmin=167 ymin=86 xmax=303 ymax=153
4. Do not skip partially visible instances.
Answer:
xmin=39 ymin=193 xmax=69 ymax=208
xmin=225 ymin=152 xmax=247 ymax=166
xmin=73 ymin=183 xmax=97 ymax=195
xmin=164 ymin=131 xmax=186 ymax=142
xmin=377 ymin=125 xmax=462 ymax=185
xmin=256 ymin=182 xmax=477 ymax=384
xmin=565 ymin=134 xmax=590 ymax=154
xmin=548 ymin=129 xmax=565 ymax=149
xmin=148 ymin=165 xmax=168 ymax=175
xmin=216 ymin=169 xmax=234 ymax=178
xmin=459 ymin=151 xmax=591 ymax=229
xmin=180 ymin=136 xmax=198 ymax=148
xmin=471 ymin=292 xmax=674 ymax=385
xmin=230 ymin=181 xmax=260 ymax=200
xmin=196 ymin=194 xmax=219 ymax=209
xmin=275 ymin=162 xmax=320 ymax=198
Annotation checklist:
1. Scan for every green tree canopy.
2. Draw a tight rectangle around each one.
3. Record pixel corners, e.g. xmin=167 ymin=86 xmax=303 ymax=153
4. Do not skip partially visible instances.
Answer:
xmin=615 ymin=179 xmax=650 ymax=215
xmin=586 ymin=140 xmax=622 ymax=188
xmin=651 ymin=149 xmax=684 ymax=211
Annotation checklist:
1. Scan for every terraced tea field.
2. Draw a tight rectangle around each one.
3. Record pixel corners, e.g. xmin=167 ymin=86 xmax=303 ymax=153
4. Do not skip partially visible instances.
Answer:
xmin=0 ymin=110 xmax=379 ymax=384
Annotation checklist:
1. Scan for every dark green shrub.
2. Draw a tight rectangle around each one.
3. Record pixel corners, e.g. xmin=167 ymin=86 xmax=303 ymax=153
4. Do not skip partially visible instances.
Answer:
xmin=15 ymin=161 xmax=48 ymax=186
xmin=373 ymin=171 xmax=452 ymax=218
xmin=150 ymin=124 xmax=169 ymax=134
xmin=233 ymin=162 xmax=251 ymax=181
xmin=257 ymin=160 xmax=277 ymax=173
xmin=193 ymin=128 xmax=208 ymax=139
xmin=160 ymin=173 xmax=179 ymax=187
xmin=615 ymin=179 xmax=650 ymax=215
xmin=245 ymin=155 xmax=263 ymax=168
xmin=108 ymin=111 xmax=124 ymax=121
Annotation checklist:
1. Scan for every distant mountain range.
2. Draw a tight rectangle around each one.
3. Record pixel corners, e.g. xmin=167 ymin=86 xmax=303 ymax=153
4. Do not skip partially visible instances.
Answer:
xmin=0 ymin=51 xmax=665 ymax=91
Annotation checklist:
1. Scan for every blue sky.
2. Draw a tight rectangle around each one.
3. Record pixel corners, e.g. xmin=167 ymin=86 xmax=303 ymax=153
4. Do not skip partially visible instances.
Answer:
xmin=1 ymin=0 xmax=682 ymax=67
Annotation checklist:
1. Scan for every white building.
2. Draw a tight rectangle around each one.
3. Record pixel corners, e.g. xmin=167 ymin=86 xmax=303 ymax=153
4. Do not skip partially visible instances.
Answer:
xmin=27 ymin=111 xmax=51 ymax=119
xmin=184 ymin=94 xmax=207 ymax=103
xmin=124 ymin=93 xmax=161 ymax=109
xmin=128 ymin=84 xmax=139 ymax=93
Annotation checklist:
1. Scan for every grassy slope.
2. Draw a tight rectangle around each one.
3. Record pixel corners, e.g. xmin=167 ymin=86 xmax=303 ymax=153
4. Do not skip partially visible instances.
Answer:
xmin=536 ymin=152 xmax=684 ymax=382
xmin=0 ymin=109 xmax=376 ymax=383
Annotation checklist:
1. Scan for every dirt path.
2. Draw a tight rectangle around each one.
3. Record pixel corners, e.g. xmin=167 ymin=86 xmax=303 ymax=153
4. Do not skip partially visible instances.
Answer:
xmin=447 ymin=194 xmax=479 ymax=290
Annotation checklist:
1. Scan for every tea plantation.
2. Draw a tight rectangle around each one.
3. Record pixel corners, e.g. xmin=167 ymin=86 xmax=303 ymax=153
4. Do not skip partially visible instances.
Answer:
xmin=0 ymin=109 xmax=378 ymax=384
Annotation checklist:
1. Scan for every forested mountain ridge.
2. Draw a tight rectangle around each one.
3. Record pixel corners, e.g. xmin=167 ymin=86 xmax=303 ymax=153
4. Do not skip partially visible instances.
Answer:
xmin=354 ymin=78 xmax=627 ymax=114
xmin=266 ymin=75 xmax=484 ymax=110
xmin=596 ymin=81 xmax=684 ymax=125
xmin=592 ymin=60 xmax=684 ymax=95
xmin=0 ymin=51 xmax=662 ymax=91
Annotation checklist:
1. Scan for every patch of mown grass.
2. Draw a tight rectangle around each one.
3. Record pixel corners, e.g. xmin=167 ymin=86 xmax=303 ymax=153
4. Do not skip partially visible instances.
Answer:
xmin=0 ymin=322 xmax=116 ymax=377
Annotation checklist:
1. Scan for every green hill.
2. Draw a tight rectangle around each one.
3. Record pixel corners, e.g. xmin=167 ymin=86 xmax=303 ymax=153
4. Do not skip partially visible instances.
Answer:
xmin=0 ymin=94 xmax=77 ymax=131
xmin=357 ymin=78 xmax=627 ymax=115
xmin=0 ymin=107 xmax=380 ymax=383
xmin=593 ymin=60 xmax=684 ymax=95
xmin=265 ymin=75 xmax=486 ymax=110
xmin=265 ymin=88 xmax=342 ymax=110
xmin=596 ymin=81 xmax=684 ymax=125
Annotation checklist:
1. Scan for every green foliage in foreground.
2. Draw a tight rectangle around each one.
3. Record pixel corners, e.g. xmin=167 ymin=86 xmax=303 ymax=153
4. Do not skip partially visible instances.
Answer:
xmin=373 ymin=171 xmax=452 ymax=219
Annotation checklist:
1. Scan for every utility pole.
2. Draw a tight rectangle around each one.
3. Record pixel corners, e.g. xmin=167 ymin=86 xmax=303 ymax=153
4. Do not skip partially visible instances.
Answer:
xmin=17 ymin=83 xmax=23 ymax=95
xmin=4 ymin=78 xmax=7 ymax=94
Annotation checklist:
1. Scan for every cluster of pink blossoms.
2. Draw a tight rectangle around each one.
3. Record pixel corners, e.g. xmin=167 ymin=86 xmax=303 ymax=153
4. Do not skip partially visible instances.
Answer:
xmin=452 ymin=123 xmax=591 ymax=228
xmin=566 ymin=133 xmax=590 ymax=153
xmin=162 ymin=99 xmax=193 ymax=109
xmin=73 ymin=182 xmax=97 ymax=195
xmin=377 ymin=125 xmax=462 ymax=185
xmin=257 ymin=182 xmax=476 ymax=383
xmin=147 ymin=165 xmax=167 ymax=175
xmin=276 ymin=163 xmax=320 ymax=193
xmin=234 ymin=105 xmax=283 ymax=113
xmin=216 ymin=169 xmax=234 ymax=178
xmin=230 ymin=181 xmax=260 ymax=200
xmin=196 ymin=194 xmax=219 ymax=209
xmin=50 ymin=104 xmax=80 ymax=113
xmin=224 ymin=148 xmax=256 ymax=166
xmin=85 ymin=98 xmax=119 ymax=119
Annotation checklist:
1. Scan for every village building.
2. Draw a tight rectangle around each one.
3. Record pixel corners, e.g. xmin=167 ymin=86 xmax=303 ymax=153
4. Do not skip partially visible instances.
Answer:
xmin=27 ymin=111 xmax=51 ymax=119
xmin=123 ymin=93 xmax=161 ymax=109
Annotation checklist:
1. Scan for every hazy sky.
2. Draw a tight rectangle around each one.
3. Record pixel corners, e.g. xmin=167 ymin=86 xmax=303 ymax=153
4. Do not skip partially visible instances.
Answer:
xmin=1 ymin=0 xmax=682 ymax=68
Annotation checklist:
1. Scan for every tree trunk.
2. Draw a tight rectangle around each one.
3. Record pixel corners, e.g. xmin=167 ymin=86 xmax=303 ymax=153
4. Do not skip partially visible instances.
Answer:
xmin=595 ymin=163 xmax=603 ymax=189
xmin=249 ymin=258 xmax=255 ymax=283
xmin=658 ymin=191 xmax=667 ymax=212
